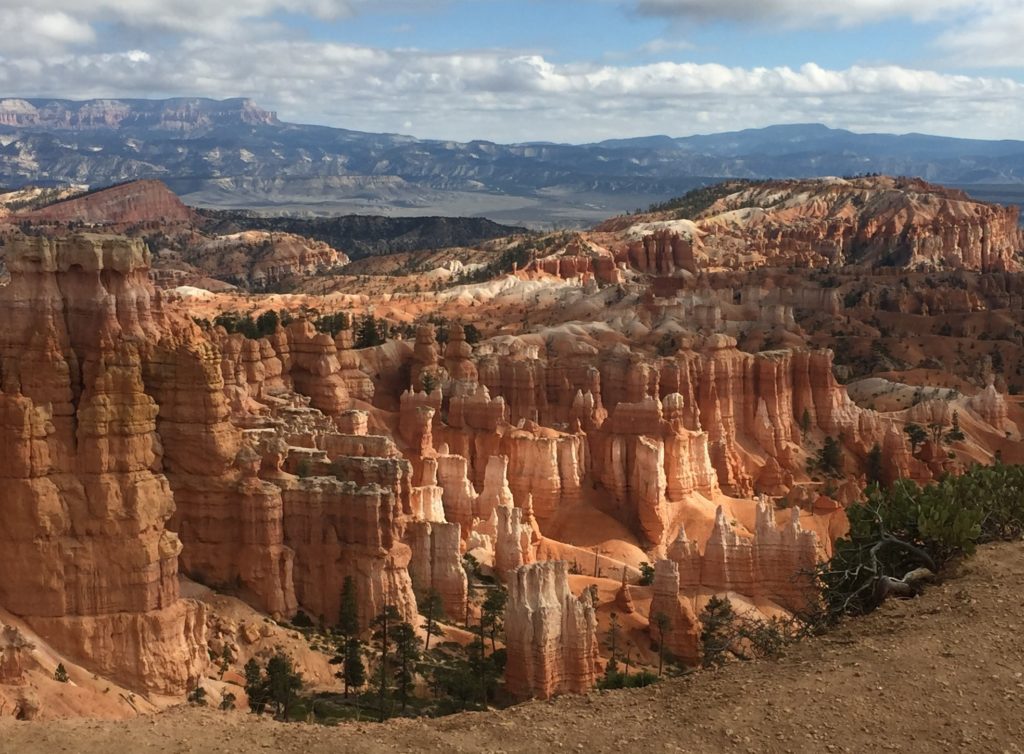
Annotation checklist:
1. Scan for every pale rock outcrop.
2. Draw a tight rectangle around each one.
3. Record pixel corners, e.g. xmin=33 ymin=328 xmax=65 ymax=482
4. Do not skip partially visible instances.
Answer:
xmin=477 ymin=455 xmax=516 ymax=523
xmin=968 ymin=382 xmax=1012 ymax=433
xmin=494 ymin=503 xmax=534 ymax=580
xmin=648 ymin=560 xmax=700 ymax=665
xmin=406 ymin=520 xmax=468 ymax=620
xmin=504 ymin=561 xmax=600 ymax=699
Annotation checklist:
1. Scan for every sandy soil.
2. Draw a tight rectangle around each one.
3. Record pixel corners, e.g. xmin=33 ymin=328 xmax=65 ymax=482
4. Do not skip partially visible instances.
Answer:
xmin=4 ymin=541 xmax=1022 ymax=753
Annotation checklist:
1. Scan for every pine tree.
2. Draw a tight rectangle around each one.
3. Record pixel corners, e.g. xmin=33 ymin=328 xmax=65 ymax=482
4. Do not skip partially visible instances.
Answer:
xmin=243 ymin=658 xmax=267 ymax=714
xmin=699 ymin=596 xmax=738 ymax=668
xmin=800 ymin=407 xmax=812 ymax=437
xmin=255 ymin=309 xmax=279 ymax=337
xmin=265 ymin=653 xmax=302 ymax=720
xmin=866 ymin=442 xmax=884 ymax=487
xmin=480 ymin=588 xmax=508 ymax=653
xmin=391 ymin=621 xmax=421 ymax=710
xmin=821 ymin=436 xmax=843 ymax=476
xmin=946 ymin=411 xmax=965 ymax=442
xmin=905 ymin=423 xmax=928 ymax=455
xmin=334 ymin=576 xmax=364 ymax=698
xmin=371 ymin=605 xmax=401 ymax=721
xmin=343 ymin=637 xmax=366 ymax=694
xmin=421 ymin=588 xmax=444 ymax=652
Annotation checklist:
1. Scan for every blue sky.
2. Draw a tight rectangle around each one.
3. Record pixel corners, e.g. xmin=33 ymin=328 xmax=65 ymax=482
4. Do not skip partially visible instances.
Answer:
xmin=0 ymin=0 xmax=1022 ymax=142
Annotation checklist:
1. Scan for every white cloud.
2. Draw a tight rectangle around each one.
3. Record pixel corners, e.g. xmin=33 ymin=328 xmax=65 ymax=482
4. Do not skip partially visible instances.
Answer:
xmin=639 ymin=38 xmax=694 ymax=54
xmin=630 ymin=0 xmax=993 ymax=27
xmin=2 ymin=38 xmax=1023 ymax=141
xmin=0 ymin=0 xmax=442 ymax=40
xmin=0 ymin=0 xmax=1020 ymax=142
xmin=937 ymin=3 xmax=1024 ymax=66
xmin=0 ymin=9 xmax=95 ymax=54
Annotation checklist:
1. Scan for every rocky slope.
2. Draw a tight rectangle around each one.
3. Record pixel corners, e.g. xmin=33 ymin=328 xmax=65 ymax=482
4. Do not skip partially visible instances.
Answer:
xmin=16 ymin=179 xmax=195 ymax=228
xmin=596 ymin=176 xmax=1024 ymax=272
xmin=4 ymin=539 xmax=1021 ymax=751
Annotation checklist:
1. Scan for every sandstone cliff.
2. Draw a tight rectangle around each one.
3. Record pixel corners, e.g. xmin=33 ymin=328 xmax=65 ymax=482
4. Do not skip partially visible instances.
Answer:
xmin=0 ymin=234 xmax=207 ymax=695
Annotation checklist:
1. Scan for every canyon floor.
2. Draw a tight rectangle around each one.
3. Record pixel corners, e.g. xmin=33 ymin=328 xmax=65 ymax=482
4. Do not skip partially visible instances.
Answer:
xmin=4 ymin=540 xmax=1022 ymax=754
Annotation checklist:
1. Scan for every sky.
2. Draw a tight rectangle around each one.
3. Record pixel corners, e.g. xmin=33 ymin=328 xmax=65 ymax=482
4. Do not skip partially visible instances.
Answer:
xmin=0 ymin=0 xmax=1023 ymax=143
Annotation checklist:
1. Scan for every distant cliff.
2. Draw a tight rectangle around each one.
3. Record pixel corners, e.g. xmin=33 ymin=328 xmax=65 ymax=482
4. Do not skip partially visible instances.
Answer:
xmin=3 ymin=97 xmax=1024 ymax=226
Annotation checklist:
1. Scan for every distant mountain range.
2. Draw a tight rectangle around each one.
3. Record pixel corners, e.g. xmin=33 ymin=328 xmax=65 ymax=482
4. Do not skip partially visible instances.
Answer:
xmin=3 ymin=97 xmax=1024 ymax=227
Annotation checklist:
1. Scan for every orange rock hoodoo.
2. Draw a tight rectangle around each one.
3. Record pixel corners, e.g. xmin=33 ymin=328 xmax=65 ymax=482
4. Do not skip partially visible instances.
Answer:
xmin=0 ymin=234 xmax=207 ymax=695
xmin=2 ymin=174 xmax=1020 ymax=709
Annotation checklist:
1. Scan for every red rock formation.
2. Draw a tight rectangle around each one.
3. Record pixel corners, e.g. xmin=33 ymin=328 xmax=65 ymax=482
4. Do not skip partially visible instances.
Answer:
xmin=183 ymin=231 xmax=348 ymax=289
xmin=0 ymin=625 xmax=32 ymax=685
xmin=144 ymin=331 xmax=297 ymax=619
xmin=18 ymin=180 xmax=195 ymax=227
xmin=444 ymin=323 xmax=479 ymax=384
xmin=280 ymin=476 xmax=418 ymax=628
xmin=621 ymin=230 xmax=698 ymax=275
xmin=672 ymin=504 xmax=819 ymax=613
xmin=0 ymin=234 xmax=207 ymax=694
xmin=286 ymin=319 xmax=351 ymax=416
xmin=504 ymin=561 xmax=600 ymax=699
xmin=694 ymin=177 xmax=1024 ymax=272
xmin=410 ymin=323 xmax=445 ymax=391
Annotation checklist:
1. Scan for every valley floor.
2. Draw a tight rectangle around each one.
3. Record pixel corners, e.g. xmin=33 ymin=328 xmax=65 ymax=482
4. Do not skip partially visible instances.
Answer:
xmin=4 ymin=542 xmax=1024 ymax=754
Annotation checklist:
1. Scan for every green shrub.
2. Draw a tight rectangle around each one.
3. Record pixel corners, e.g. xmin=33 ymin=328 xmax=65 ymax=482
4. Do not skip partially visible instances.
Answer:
xmin=813 ymin=464 xmax=1024 ymax=624
xmin=637 ymin=561 xmax=655 ymax=586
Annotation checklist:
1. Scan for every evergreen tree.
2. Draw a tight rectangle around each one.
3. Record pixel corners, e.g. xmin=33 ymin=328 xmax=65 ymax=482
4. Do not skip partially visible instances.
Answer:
xmin=904 ymin=423 xmax=928 ymax=454
xmin=605 ymin=612 xmax=620 ymax=675
xmin=810 ymin=436 xmax=843 ymax=477
xmin=53 ymin=663 xmax=69 ymax=683
xmin=333 ymin=576 xmax=365 ymax=697
xmin=866 ymin=442 xmax=884 ymax=487
xmin=255 ymin=309 xmax=279 ymax=337
xmin=462 ymin=553 xmax=482 ymax=627
xmin=420 ymin=371 xmax=438 ymax=394
xmin=699 ymin=596 xmax=738 ymax=668
xmin=463 ymin=323 xmax=482 ymax=344
xmin=355 ymin=313 xmax=386 ymax=348
xmin=343 ymin=637 xmax=366 ymax=694
xmin=265 ymin=653 xmax=302 ymax=720
xmin=391 ymin=621 xmax=421 ymax=710
xmin=946 ymin=411 xmax=965 ymax=442
xmin=243 ymin=658 xmax=268 ymax=714
xmin=264 ymin=655 xmax=299 ymax=717
xmin=480 ymin=588 xmax=508 ymax=653
xmin=421 ymin=588 xmax=444 ymax=652
xmin=800 ymin=407 xmax=812 ymax=436
xmin=638 ymin=561 xmax=655 ymax=586
xmin=371 ymin=605 xmax=401 ymax=721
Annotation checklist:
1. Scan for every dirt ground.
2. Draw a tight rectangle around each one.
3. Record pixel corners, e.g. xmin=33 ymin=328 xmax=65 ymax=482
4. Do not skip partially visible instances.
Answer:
xmin=3 ymin=541 xmax=1023 ymax=754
